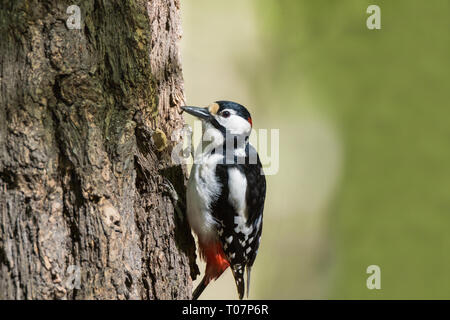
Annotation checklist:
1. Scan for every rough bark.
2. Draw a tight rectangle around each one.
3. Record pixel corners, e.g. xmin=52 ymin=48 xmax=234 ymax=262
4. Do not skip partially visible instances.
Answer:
xmin=0 ymin=0 xmax=198 ymax=299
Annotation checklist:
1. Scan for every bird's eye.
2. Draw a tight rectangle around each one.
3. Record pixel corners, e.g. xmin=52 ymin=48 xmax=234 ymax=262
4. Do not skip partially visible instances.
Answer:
xmin=221 ymin=111 xmax=231 ymax=118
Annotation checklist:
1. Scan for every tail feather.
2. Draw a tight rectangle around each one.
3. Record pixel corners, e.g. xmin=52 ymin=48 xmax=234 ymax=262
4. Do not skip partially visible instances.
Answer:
xmin=231 ymin=265 xmax=245 ymax=300
xmin=192 ymin=276 xmax=207 ymax=300
xmin=246 ymin=266 xmax=252 ymax=298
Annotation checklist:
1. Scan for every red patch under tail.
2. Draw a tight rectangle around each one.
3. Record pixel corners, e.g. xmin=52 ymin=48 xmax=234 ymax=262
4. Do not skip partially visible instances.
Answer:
xmin=199 ymin=241 xmax=230 ymax=285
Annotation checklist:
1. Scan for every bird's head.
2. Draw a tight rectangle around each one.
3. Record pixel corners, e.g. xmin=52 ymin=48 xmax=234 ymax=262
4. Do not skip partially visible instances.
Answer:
xmin=182 ymin=101 xmax=253 ymax=137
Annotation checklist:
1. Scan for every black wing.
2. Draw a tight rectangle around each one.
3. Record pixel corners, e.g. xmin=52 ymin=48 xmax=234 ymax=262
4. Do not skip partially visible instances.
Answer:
xmin=210 ymin=144 xmax=266 ymax=273
xmin=209 ymin=143 xmax=266 ymax=299
xmin=240 ymin=145 xmax=266 ymax=267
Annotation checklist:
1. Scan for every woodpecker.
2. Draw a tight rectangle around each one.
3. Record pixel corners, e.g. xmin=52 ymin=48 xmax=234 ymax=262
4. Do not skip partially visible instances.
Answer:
xmin=182 ymin=101 xmax=266 ymax=300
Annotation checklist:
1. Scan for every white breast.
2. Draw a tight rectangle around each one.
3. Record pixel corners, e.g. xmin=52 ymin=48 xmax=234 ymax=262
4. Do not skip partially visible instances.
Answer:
xmin=186 ymin=153 xmax=223 ymax=244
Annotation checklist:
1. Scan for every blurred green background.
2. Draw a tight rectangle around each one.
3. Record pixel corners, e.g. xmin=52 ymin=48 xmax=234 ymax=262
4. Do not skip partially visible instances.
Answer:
xmin=180 ymin=0 xmax=450 ymax=299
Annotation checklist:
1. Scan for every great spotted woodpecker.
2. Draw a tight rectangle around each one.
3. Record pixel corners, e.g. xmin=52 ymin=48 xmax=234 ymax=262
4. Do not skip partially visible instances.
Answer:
xmin=182 ymin=101 xmax=266 ymax=300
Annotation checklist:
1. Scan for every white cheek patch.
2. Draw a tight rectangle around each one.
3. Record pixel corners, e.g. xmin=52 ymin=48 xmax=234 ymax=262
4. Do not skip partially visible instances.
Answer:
xmin=217 ymin=114 xmax=251 ymax=136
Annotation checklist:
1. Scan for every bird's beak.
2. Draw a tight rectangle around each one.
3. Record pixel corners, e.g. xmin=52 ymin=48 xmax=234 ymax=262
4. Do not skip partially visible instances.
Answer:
xmin=181 ymin=106 xmax=211 ymax=121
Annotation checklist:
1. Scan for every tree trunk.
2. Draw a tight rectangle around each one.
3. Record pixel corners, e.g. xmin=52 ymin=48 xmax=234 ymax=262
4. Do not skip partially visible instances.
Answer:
xmin=0 ymin=0 xmax=198 ymax=299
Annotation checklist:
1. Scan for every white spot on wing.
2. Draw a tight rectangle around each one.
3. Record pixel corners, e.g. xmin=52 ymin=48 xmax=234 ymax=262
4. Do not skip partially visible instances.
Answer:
xmin=228 ymin=168 xmax=247 ymax=217
xmin=234 ymin=216 xmax=253 ymax=237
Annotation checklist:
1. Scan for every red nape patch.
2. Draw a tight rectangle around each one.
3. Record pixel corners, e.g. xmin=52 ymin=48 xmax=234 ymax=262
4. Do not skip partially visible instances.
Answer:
xmin=200 ymin=242 xmax=230 ymax=284
xmin=248 ymin=117 xmax=253 ymax=127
